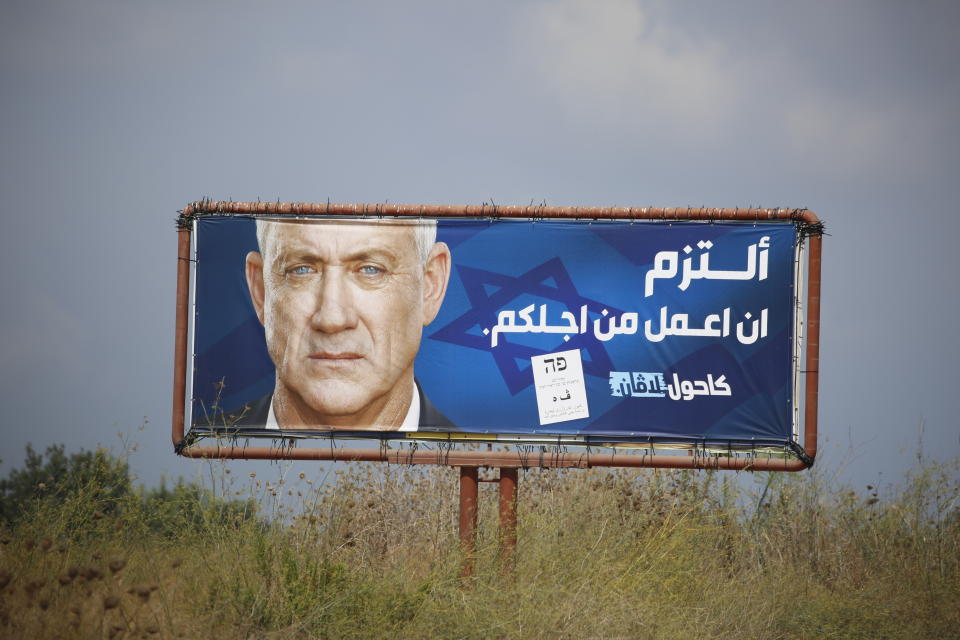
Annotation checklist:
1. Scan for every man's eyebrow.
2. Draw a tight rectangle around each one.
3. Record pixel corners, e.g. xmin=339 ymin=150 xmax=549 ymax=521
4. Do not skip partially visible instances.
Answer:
xmin=343 ymin=247 xmax=400 ymax=263
xmin=271 ymin=245 xmax=402 ymax=265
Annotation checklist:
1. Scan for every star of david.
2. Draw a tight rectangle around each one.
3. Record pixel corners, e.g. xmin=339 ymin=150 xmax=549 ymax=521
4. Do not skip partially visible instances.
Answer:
xmin=429 ymin=257 xmax=622 ymax=395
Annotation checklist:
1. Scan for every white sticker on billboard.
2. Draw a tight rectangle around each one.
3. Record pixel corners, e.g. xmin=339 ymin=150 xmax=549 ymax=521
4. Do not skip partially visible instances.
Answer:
xmin=531 ymin=349 xmax=589 ymax=425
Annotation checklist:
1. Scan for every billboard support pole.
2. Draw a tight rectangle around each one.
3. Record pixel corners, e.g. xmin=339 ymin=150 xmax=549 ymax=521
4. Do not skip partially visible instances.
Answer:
xmin=172 ymin=225 xmax=191 ymax=448
xmin=804 ymin=233 xmax=822 ymax=460
xmin=499 ymin=468 xmax=518 ymax=568
xmin=459 ymin=466 xmax=479 ymax=579
xmin=459 ymin=466 xmax=521 ymax=579
xmin=181 ymin=445 xmax=811 ymax=471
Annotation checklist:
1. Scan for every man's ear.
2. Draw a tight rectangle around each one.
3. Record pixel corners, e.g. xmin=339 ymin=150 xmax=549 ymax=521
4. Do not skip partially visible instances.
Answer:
xmin=245 ymin=251 xmax=266 ymax=326
xmin=421 ymin=242 xmax=451 ymax=326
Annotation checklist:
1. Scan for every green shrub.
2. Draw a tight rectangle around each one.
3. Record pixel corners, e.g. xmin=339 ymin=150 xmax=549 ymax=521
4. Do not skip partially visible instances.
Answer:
xmin=0 ymin=444 xmax=130 ymax=524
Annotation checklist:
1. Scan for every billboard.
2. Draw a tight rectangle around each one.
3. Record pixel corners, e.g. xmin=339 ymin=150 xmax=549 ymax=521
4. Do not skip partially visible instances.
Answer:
xmin=185 ymin=215 xmax=804 ymax=450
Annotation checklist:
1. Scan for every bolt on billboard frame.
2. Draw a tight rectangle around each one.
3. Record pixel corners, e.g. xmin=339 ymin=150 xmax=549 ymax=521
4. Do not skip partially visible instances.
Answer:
xmin=173 ymin=202 xmax=822 ymax=473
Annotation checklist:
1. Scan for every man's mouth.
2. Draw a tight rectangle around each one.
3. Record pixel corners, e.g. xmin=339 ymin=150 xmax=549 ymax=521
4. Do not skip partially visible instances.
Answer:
xmin=308 ymin=352 xmax=363 ymax=361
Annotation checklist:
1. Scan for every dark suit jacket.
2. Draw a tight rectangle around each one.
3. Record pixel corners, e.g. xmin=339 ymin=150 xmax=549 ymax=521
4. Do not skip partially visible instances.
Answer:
xmin=225 ymin=379 xmax=456 ymax=431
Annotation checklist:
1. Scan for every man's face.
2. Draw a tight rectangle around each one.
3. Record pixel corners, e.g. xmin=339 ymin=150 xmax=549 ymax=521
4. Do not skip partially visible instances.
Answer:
xmin=245 ymin=220 xmax=449 ymax=426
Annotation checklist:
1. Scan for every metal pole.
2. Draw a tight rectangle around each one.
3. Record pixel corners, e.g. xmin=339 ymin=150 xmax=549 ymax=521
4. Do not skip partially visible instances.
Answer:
xmin=181 ymin=445 xmax=810 ymax=471
xmin=498 ymin=467 xmax=518 ymax=567
xmin=459 ymin=466 xmax=479 ymax=578
xmin=184 ymin=201 xmax=812 ymax=224
xmin=172 ymin=226 xmax=191 ymax=448
xmin=803 ymin=233 xmax=822 ymax=459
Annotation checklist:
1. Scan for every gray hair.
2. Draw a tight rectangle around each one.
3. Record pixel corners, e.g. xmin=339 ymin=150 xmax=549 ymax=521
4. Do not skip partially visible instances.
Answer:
xmin=412 ymin=219 xmax=438 ymax=265
xmin=255 ymin=218 xmax=437 ymax=266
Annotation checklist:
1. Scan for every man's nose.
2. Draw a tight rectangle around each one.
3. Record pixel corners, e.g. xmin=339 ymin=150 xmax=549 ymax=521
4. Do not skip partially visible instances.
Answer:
xmin=309 ymin=267 xmax=359 ymax=333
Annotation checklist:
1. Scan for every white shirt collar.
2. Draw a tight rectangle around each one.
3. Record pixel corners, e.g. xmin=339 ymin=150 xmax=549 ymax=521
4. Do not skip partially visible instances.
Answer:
xmin=399 ymin=381 xmax=420 ymax=432
xmin=265 ymin=399 xmax=279 ymax=430
xmin=265 ymin=380 xmax=419 ymax=432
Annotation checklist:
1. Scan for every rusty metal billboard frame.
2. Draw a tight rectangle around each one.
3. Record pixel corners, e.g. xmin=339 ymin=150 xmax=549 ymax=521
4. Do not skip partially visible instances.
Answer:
xmin=172 ymin=201 xmax=822 ymax=474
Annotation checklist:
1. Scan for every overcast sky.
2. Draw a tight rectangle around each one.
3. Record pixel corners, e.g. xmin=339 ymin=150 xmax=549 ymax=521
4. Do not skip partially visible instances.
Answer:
xmin=1 ymin=0 xmax=958 ymax=492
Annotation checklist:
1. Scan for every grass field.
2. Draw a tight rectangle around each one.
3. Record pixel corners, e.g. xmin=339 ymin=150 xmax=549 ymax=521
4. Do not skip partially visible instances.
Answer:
xmin=1 ymin=447 xmax=957 ymax=639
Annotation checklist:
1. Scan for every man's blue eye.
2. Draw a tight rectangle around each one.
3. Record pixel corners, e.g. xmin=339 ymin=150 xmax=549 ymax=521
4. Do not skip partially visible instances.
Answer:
xmin=290 ymin=265 xmax=313 ymax=275
xmin=358 ymin=265 xmax=384 ymax=276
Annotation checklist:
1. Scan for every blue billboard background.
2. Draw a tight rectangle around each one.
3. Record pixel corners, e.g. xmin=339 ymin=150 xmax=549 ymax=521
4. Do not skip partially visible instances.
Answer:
xmin=191 ymin=217 xmax=797 ymax=447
